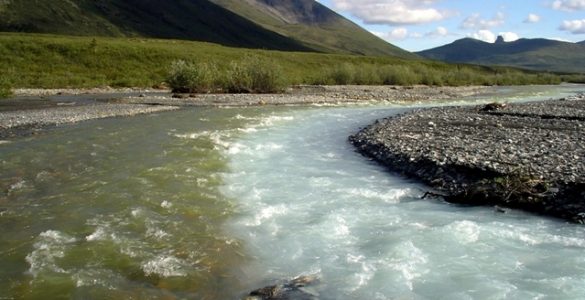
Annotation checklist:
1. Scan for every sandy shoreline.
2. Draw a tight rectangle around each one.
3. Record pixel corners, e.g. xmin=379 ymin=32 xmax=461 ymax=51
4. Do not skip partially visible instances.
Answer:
xmin=0 ymin=85 xmax=488 ymax=139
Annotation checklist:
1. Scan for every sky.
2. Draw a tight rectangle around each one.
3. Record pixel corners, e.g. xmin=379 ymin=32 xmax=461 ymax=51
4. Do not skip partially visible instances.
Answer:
xmin=317 ymin=0 xmax=585 ymax=52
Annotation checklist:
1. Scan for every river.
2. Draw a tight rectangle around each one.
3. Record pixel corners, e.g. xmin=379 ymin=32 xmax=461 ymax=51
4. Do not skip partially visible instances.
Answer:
xmin=1 ymin=85 xmax=585 ymax=299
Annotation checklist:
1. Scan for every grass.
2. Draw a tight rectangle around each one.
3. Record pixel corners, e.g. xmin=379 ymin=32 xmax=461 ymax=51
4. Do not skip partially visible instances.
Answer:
xmin=0 ymin=33 xmax=582 ymax=90
xmin=0 ymin=75 xmax=11 ymax=98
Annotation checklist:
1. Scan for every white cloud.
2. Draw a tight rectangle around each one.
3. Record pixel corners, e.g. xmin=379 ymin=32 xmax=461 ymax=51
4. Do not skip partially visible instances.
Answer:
xmin=331 ymin=0 xmax=447 ymax=25
xmin=524 ymin=13 xmax=540 ymax=23
xmin=426 ymin=26 xmax=449 ymax=37
xmin=559 ymin=19 xmax=585 ymax=34
xmin=372 ymin=27 xmax=410 ymax=40
xmin=552 ymin=0 xmax=585 ymax=11
xmin=470 ymin=30 xmax=497 ymax=42
xmin=499 ymin=32 xmax=520 ymax=42
xmin=461 ymin=12 xmax=505 ymax=29
xmin=389 ymin=27 xmax=409 ymax=40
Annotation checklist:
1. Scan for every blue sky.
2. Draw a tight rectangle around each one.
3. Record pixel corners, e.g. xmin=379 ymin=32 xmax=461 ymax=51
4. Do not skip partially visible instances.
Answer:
xmin=318 ymin=0 xmax=585 ymax=51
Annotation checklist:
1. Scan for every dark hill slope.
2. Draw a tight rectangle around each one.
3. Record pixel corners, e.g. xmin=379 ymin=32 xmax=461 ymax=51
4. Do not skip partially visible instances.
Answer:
xmin=209 ymin=0 xmax=415 ymax=57
xmin=417 ymin=37 xmax=585 ymax=73
xmin=0 ymin=0 xmax=310 ymax=51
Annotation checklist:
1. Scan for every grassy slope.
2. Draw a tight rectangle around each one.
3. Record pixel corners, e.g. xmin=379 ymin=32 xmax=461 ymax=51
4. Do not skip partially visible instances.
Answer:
xmin=209 ymin=0 xmax=415 ymax=58
xmin=0 ymin=33 xmax=577 ymax=90
xmin=0 ymin=33 xmax=413 ymax=88
xmin=0 ymin=0 xmax=311 ymax=51
xmin=418 ymin=38 xmax=585 ymax=73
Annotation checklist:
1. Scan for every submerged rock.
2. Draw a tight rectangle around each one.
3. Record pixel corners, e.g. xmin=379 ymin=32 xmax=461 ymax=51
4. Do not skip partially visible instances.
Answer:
xmin=245 ymin=275 xmax=320 ymax=300
xmin=349 ymin=98 xmax=585 ymax=223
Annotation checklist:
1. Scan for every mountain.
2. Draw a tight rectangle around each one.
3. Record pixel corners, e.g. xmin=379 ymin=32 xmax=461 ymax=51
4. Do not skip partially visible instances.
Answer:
xmin=417 ymin=37 xmax=585 ymax=73
xmin=0 ymin=0 xmax=413 ymax=57
xmin=208 ymin=0 xmax=414 ymax=57
xmin=578 ymin=40 xmax=585 ymax=46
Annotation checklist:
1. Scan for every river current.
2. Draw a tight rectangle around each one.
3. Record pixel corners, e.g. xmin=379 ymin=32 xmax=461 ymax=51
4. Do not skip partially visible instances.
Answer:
xmin=1 ymin=85 xmax=585 ymax=299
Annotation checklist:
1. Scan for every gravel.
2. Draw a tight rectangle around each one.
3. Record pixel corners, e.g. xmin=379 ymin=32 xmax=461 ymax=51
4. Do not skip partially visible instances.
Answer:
xmin=350 ymin=94 xmax=585 ymax=223
xmin=0 ymin=103 xmax=178 ymax=139
xmin=119 ymin=85 xmax=488 ymax=106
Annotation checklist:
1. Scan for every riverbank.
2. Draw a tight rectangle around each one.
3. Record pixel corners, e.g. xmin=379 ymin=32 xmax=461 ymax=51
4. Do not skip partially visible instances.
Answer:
xmin=0 ymin=104 xmax=179 ymax=139
xmin=350 ymin=93 xmax=585 ymax=223
xmin=0 ymin=85 xmax=487 ymax=139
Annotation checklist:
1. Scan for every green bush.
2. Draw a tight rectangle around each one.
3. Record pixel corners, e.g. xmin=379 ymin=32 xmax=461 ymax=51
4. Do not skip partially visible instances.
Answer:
xmin=328 ymin=63 xmax=355 ymax=85
xmin=378 ymin=65 xmax=420 ymax=85
xmin=223 ymin=57 xmax=285 ymax=93
xmin=166 ymin=60 xmax=218 ymax=93
xmin=223 ymin=61 xmax=253 ymax=93
xmin=353 ymin=64 xmax=381 ymax=85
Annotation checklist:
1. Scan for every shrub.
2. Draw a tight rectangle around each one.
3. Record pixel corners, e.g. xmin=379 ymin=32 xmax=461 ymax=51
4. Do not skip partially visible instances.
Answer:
xmin=223 ymin=57 xmax=285 ymax=93
xmin=223 ymin=61 xmax=253 ymax=93
xmin=353 ymin=64 xmax=382 ymax=85
xmin=166 ymin=60 xmax=218 ymax=93
xmin=328 ymin=63 xmax=355 ymax=85
xmin=378 ymin=65 xmax=420 ymax=85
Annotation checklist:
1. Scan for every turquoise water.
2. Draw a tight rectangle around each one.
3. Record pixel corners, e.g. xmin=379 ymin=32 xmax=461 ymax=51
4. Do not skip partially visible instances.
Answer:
xmin=1 ymin=85 xmax=585 ymax=299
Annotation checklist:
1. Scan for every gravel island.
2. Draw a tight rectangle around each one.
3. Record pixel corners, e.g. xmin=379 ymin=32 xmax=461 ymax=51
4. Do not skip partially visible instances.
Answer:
xmin=350 ymin=94 xmax=585 ymax=223
xmin=0 ymin=85 xmax=486 ymax=139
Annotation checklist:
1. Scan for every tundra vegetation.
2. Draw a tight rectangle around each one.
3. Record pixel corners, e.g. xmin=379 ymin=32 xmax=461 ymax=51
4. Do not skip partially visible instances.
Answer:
xmin=0 ymin=33 xmax=583 ymax=93
xmin=0 ymin=75 xmax=11 ymax=98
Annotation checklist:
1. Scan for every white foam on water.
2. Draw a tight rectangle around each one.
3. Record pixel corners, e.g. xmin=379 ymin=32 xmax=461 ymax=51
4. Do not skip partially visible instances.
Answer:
xmin=86 ymin=226 xmax=109 ymax=242
xmin=142 ymin=255 xmax=187 ymax=277
xmin=146 ymin=222 xmax=169 ymax=240
xmin=26 ymin=230 xmax=76 ymax=277
xmin=243 ymin=204 xmax=288 ymax=227
xmin=256 ymin=115 xmax=295 ymax=127
xmin=342 ymin=187 xmax=410 ymax=204
xmin=73 ymin=269 xmax=121 ymax=289
xmin=446 ymin=220 xmax=481 ymax=244
xmin=238 ymin=127 xmax=258 ymax=133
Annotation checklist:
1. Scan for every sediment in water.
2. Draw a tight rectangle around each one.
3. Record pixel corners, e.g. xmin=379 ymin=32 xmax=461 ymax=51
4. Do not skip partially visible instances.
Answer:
xmin=349 ymin=94 xmax=585 ymax=223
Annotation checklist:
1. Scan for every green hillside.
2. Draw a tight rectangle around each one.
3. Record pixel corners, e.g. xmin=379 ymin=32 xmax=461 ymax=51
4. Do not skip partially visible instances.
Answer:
xmin=0 ymin=0 xmax=412 ymax=57
xmin=209 ymin=0 xmax=414 ymax=58
xmin=0 ymin=33 xmax=576 ymax=91
xmin=417 ymin=37 xmax=585 ymax=73
xmin=0 ymin=0 xmax=311 ymax=51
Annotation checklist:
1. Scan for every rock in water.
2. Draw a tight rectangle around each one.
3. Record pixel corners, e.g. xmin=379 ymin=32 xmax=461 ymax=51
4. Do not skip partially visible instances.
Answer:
xmin=245 ymin=275 xmax=320 ymax=300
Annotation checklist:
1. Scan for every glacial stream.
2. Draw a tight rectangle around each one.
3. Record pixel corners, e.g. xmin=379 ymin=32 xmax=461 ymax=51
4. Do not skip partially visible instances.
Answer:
xmin=1 ymin=85 xmax=585 ymax=299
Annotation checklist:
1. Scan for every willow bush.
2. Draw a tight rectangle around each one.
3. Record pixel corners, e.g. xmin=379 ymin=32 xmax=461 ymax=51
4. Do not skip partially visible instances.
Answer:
xmin=167 ymin=57 xmax=285 ymax=93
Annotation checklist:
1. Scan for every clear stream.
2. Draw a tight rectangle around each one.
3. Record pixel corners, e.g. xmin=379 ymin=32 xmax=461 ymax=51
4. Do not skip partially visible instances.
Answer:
xmin=1 ymin=85 xmax=585 ymax=299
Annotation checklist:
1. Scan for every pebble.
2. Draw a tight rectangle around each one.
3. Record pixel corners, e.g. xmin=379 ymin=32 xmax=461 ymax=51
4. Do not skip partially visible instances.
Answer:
xmin=350 ymin=95 xmax=585 ymax=223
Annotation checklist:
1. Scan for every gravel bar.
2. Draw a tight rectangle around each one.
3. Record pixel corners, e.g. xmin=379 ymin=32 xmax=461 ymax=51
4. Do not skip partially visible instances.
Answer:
xmin=0 ymin=85 xmax=488 ymax=139
xmin=0 ymin=104 xmax=178 ymax=139
xmin=119 ymin=85 xmax=487 ymax=106
xmin=350 ymin=94 xmax=585 ymax=223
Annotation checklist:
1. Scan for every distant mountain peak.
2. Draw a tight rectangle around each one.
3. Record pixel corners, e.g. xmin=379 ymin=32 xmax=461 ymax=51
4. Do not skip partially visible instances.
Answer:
xmin=417 ymin=36 xmax=585 ymax=73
